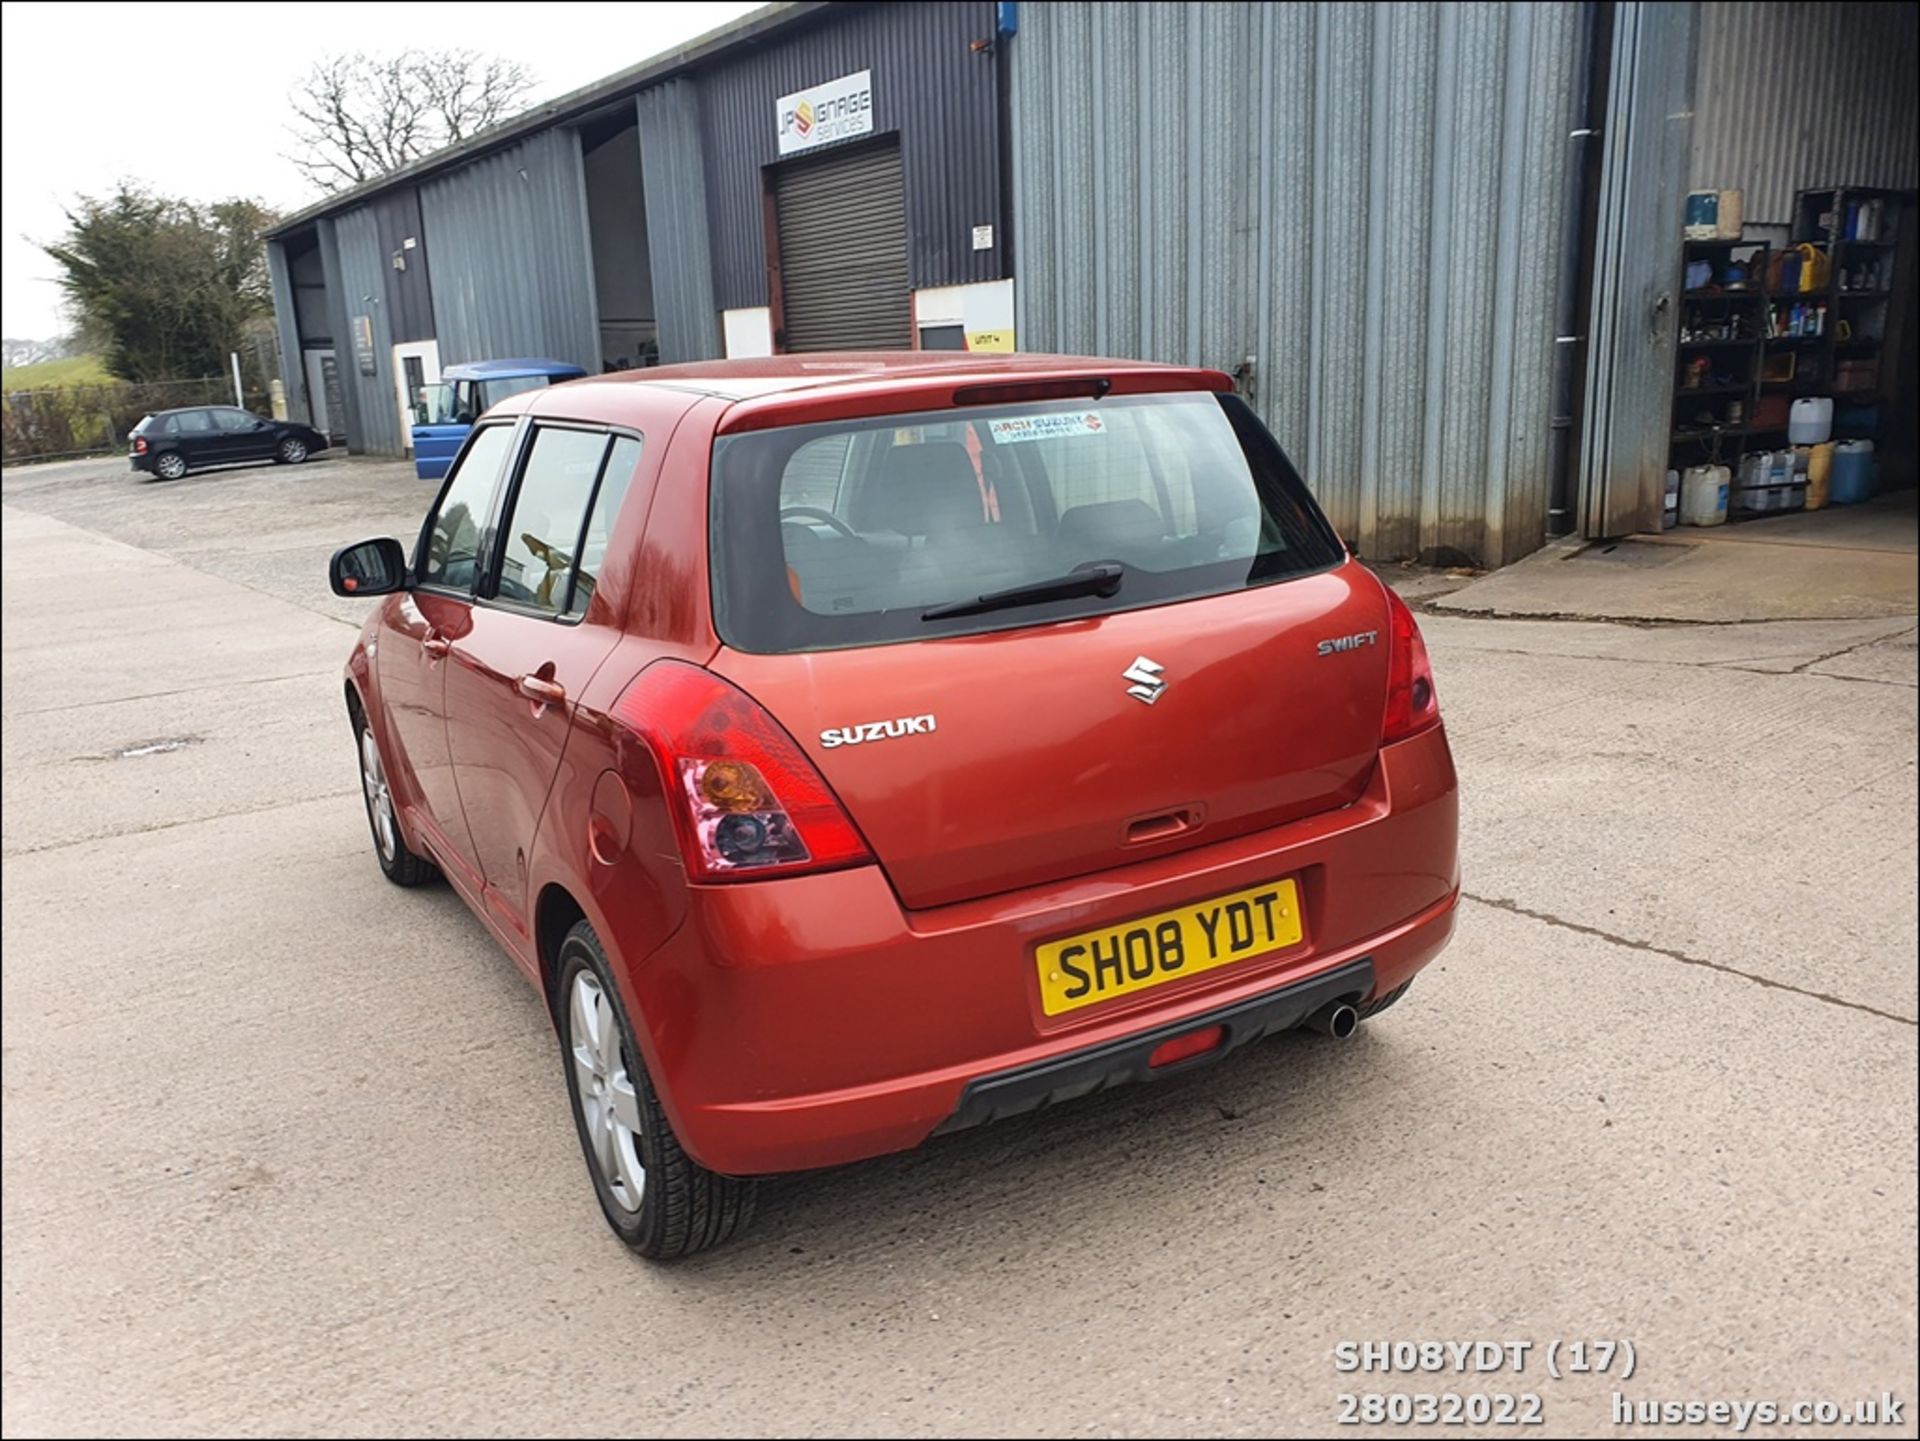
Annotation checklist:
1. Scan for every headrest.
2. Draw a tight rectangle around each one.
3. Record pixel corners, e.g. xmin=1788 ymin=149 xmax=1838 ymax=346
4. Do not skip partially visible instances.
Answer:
xmin=1055 ymin=498 xmax=1165 ymax=557
xmin=870 ymin=442 xmax=986 ymax=536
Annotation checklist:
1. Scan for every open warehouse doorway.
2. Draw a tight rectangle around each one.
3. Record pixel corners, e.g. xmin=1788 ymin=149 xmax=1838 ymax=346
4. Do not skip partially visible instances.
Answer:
xmin=580 ymin=112 xmax=658 ymax=371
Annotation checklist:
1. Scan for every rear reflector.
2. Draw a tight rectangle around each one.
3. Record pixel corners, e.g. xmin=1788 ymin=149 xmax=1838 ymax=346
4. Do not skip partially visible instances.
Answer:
xmin=1148 ymin=1024 xmax=1226 ymax=1069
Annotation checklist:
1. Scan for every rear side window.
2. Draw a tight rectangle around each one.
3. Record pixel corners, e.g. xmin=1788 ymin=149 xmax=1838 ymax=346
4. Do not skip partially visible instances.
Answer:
xmin=491 ymin=426 xmax=639 ymax=617
xmin=711 ymin=392 xmax=1343 ymax=654
xmin=174 ymin=410 xmax=213 ymax=433
xmin=421 ymin=424 xmax=514 ymax=591
xmin=568 ymin=435 xmax=642 ymax=618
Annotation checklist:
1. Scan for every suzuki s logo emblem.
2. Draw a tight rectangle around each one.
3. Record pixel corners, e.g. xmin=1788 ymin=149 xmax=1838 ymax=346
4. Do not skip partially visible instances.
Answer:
xmin=1122 ymin=655 xmax=1167 ymax=706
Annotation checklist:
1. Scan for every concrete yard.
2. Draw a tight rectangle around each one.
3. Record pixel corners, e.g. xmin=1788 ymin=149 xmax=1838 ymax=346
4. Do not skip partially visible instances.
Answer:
xmin=2 ymin=454 xmax=1915 ymax=1437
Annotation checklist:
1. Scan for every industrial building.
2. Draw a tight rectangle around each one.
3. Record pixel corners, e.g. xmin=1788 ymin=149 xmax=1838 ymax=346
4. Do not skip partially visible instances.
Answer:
xmin=265 ymin=0 xmax=1917 ymax=568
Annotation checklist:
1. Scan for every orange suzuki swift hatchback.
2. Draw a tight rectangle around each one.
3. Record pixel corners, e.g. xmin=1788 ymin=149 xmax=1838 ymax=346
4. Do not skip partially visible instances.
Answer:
xmin=331 ymin=354 xmax=1459 ymax=1257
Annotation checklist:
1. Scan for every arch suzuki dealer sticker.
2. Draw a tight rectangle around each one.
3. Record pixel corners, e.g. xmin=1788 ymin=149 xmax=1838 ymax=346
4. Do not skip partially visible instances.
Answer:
xmin=777 ymin=71 xmax=874 ymax=155
xmin=988 ymin=413 xmax=1107 ymax=444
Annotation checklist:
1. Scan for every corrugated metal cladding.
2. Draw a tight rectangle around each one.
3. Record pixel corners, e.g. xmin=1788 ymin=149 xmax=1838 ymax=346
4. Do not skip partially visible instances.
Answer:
xmin=329 ymin=208 xmax=405 ymax=456
xmin=697 ymin=0 xmax=1004 ymax=312
xmin=635 ymin=82 xmax=724 ymax=362
xmin=1690 ymin=1 xmax=1919 ymax=225
xmin=1581 ymin=1 xmax=1698 ymax=540
xmin=419 ymin=128 xmax=601 ymax=372
xmin=1011 ymin=1 xmax=1585 ymax=568
xmin=370 ymin=188 xmax=435 ymax=344
xmin=265 ymin=243 xmax=307 ymax=427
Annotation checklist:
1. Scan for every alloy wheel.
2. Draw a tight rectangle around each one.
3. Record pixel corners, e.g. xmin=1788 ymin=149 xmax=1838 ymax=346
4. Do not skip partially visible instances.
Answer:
xmin=280 ymin=438 xmax=308 ymax=463
xmin=359 ymin=725 xmax=397 ymax=862
xmin=568 ymin=971 xmax=646 ymax=1213
xmin=155 ymin=452 xmax=186 ymax=479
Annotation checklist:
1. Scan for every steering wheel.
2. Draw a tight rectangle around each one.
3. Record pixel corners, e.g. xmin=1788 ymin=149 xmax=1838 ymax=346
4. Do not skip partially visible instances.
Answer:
xmin=780 ymin=506 xmax=861 ymax=540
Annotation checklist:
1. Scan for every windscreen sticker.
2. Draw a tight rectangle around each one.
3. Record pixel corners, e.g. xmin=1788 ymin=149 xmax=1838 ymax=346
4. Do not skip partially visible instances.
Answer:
xmin=987 ymin=412 xmax=1106 ymax=445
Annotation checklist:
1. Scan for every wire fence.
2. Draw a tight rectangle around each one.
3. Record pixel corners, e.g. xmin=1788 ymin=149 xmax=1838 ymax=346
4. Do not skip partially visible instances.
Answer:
xmin=1 ymin=376 xmax=274 ymax=466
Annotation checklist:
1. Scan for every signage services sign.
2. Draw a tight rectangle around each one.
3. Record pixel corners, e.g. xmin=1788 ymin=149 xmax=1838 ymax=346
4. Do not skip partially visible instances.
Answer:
xmin=777 ymin=70 xmax=874 ymax=156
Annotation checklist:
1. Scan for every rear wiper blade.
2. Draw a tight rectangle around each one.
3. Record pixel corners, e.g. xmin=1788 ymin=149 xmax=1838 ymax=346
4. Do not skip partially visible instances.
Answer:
xmin=920 ymin=563 xmax=1124 ymax=622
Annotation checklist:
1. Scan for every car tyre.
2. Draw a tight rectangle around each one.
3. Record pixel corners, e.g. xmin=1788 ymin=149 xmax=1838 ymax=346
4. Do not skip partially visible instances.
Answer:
xmin=352 ymin=704 xmax=437 ymax=886
xmin=1359 ymin=980 xmax=1412 ymax=1020
xmin=152 ymin=451 xmax=188 ymax=480
xmin=557 ymin=920 xmax=757 ymax=1259
xmin=276 ymin=437 xmax=309 ymax=464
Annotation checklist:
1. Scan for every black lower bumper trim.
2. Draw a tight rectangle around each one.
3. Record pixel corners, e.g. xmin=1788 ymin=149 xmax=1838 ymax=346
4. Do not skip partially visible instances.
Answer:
xmin=932 ymin=957 xmax=1375 ymax=1136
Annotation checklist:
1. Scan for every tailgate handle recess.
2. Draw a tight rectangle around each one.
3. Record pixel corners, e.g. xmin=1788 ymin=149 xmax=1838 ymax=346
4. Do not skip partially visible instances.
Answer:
xmin=1125 ymin=808 xmax=1200 ymax=845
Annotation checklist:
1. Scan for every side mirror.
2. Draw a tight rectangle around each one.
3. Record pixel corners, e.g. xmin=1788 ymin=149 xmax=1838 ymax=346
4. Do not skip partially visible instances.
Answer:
xmin=329 ymin=537 xmax=409 ymax=597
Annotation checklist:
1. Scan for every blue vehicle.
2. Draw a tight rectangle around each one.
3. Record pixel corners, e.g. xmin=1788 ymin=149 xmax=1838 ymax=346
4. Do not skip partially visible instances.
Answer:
xmin=410 ymin=358 xmax=588 ymax=480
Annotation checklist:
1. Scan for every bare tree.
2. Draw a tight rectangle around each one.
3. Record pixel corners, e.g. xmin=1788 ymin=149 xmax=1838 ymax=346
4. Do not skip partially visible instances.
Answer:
xmin=287 ymin=50 xmax=535 ymax=193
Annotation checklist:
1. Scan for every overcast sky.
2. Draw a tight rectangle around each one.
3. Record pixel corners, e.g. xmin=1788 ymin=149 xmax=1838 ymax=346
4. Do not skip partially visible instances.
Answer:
xmin=0 ymin=0 xmax=760 ymax=339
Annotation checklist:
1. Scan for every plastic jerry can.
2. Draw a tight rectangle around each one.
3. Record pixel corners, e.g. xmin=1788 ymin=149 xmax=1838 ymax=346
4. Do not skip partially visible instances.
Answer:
xmin=1806 ymin=443 xmax=1834 ymax=510
xmin=1681 ymin=464 xmax=1729 ymax=526
xmin=1788 ymin=397 xmax=1833 ymax=444
xmin=1830 ymin=441 xmax=1875 ymax=506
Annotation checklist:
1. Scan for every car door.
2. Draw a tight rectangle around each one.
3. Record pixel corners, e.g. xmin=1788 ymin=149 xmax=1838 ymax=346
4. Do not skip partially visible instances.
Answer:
xmin=411 ymin=379 xmax=472 ymax=481
xmin=171 ymin=408 xmax=218 ymax=464
xmin=233 ymin=410 xmax=279 ymax=459
xmin=443 ymin=425 xmax=643 ymax=947
xmin=376 ymin=421 xmax=519 ymax=889
xmin=204 ymin=408 xmax=258 ymax=462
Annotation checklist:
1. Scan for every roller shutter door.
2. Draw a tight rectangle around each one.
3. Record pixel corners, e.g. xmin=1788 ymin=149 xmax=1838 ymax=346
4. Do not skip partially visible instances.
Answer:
xmin=774 ymin=141 xmax=911 ymax=352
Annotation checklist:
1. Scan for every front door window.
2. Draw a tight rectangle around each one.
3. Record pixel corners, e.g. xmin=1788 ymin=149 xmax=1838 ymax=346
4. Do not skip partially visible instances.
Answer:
xmin=421 ymin=424 xmax=515 ymax=592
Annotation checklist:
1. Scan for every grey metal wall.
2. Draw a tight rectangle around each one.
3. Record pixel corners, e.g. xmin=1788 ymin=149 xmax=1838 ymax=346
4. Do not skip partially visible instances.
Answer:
xmin=330 ymin=207 xmax=405 ymax=456
xmin=698 ymin=0 xmax=1004 ymax=311
xmin=636 ymin=81 xmax=724 ymax=362
xmin=1690 ymin=0 xmax=1919 ymax=224
xmin=1580 ymin=1 xmax=1699 ymax=540
xmin=371 ymin=188 xmax=436 ymax=345
xmin=1012 ymin=0 xmax=1585 ymax=568
xmin=420 ymin=128 xmax=601 ymax=372
xmin=266 ymin=242 xmax=308 ymax=426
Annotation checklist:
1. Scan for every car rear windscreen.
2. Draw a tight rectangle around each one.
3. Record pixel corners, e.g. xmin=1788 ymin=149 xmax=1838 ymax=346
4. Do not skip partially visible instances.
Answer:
xmin=710 ymin=391 xmax=1345 ymax=654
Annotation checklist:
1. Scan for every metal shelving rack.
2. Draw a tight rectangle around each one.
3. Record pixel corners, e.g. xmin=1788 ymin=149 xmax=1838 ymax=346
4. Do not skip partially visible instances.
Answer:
xmin=1668 ymin=188 xmax=1905 ymax=523
xmin=1668 ymin=238 xmax=1770 ymax=482
xmin=1774 ymin=186 xmax=1899 ymax=446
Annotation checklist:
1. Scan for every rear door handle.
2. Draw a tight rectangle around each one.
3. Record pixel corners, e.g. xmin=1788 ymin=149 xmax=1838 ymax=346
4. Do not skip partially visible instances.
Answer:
xmin=422 ymin=632 xmax=451 ymax=659
xmin=516 ymin=674 xmax=566 ymax=705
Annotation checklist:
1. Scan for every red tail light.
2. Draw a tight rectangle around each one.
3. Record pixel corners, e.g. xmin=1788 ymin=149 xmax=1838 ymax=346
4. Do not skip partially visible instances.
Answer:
xmin=613 ymin=661 xmax=873 ymax=882
xmin=1381 ymin=586 xmax=1440 ymax=743
xmin=133 ymin=436 xmax=148 ymax=454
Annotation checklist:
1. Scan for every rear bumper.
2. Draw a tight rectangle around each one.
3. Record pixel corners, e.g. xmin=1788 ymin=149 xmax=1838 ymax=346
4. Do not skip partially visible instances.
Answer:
xmin=629 ymin=724 xmax=1458 ymax=1176
xmin=933 ymin=956 xmax=1375 ymax=1135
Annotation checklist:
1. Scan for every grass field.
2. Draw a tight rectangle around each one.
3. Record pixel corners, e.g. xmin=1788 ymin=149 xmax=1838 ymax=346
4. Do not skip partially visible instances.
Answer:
xmin=1 ymin=354 xmax=112 ymax=390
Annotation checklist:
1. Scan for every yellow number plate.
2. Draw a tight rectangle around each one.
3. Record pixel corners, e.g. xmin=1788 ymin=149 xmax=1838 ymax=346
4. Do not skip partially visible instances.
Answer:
xmin=1034 ymin=878 xmax=1303 ymax=1017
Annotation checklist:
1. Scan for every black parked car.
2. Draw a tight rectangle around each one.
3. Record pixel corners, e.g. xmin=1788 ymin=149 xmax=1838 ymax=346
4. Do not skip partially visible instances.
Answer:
xmin=129 ymin=406 xmax=328 ymax=480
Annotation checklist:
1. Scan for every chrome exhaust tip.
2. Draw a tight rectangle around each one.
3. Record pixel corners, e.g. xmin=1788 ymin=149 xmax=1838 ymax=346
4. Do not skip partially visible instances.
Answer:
xmin=1305 ymin=1001 xmax=1359 ymax=1039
